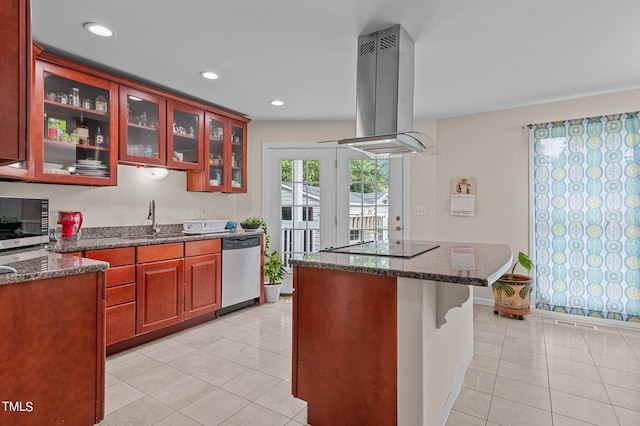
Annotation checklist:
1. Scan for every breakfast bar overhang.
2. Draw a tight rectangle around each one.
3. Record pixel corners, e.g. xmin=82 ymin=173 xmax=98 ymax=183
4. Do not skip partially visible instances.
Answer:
xmin=289 ymin=240 xmax=512 ymax=426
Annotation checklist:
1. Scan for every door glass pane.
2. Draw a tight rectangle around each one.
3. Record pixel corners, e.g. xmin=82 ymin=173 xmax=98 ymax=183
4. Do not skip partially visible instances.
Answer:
xmin=172 ymin=109 xmax=199 ymax=163
xmin=126 ymin=96 xmax=160 ymax=159
xmin=43 ymin=72 xmax=111 ymax=177
xmin=348 ymin=158 xmax=389 ymax=242
xmin=207 ymin=117 xmax=224 ymax=186
xmin=280 ymin=159 xmax=320 ymax=269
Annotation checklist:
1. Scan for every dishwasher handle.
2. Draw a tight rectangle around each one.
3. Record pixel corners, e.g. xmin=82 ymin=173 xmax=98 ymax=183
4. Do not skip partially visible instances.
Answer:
xmin=222 ymin=236 xmax=261 ymax=250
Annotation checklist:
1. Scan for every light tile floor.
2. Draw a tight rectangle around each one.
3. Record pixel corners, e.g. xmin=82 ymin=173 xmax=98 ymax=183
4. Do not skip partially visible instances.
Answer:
xmin=100 ymin=297 xmax=307 ymax=426
xmin=449 ymin=304 xmax=640 ymax=426
xmin=99 ymin=298 xmax=640 ymax=426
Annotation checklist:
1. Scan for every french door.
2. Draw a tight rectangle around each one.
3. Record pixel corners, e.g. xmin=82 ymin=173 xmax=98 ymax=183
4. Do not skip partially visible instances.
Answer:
xmin=262 ymin=143 xmax=408 ymax=292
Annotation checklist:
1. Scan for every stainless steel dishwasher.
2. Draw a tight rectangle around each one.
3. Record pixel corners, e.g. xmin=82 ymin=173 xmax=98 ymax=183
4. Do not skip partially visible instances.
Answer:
xmin=219 ymin=235 xmax=262 ymax=315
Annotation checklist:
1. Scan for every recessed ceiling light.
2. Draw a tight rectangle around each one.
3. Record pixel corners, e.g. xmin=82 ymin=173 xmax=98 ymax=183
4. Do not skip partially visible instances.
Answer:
xmin=200 ymin=71 xmax=220 ymax=80
xmin=83 ymin=22 xmax=115 ymax=37
xmin=270 ymin=100 xmax=284 ymax=106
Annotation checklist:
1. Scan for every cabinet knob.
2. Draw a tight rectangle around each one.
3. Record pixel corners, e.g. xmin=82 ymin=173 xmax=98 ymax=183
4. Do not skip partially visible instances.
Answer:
xmin=395 ymin=226 xmax=402 ymax=231
xmin=395 ymin=216 xmax=401 ymax=221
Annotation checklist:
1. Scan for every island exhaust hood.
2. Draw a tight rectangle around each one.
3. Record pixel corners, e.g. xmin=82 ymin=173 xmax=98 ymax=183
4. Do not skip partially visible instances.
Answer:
xmin=336 ymin=25 xmax=434 ymax=157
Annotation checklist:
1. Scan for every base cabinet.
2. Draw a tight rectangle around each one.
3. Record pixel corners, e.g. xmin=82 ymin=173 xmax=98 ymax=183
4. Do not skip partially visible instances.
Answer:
xmin=185 ymin=239 xmax=222 ymax=319
xmin=135 ymin=243 xmax=184 ymax=334
xmin=84 ymin=239 xmax=229 ymax=353
xmin=84 ymin=247 xmax=136 ymax=345
xmin=0 ymin=272 xmax=105 ymax=425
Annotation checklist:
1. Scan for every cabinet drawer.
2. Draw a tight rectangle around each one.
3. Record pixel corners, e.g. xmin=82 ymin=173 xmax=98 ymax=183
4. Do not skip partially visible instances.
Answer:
xmin=136 ymin=242 xmax=184 ymax=263
xmin=85 ymin=247 xmax=135 ymax=267
xmin=185 ymin=239 xmax=221 ymax=257
xmin=105 ymin=265 xmax=135 ymax=288
xmin=106 ymin=302 xmax=135 ymax=345
xmin=106 ymin=283 xmax=135 ymax=307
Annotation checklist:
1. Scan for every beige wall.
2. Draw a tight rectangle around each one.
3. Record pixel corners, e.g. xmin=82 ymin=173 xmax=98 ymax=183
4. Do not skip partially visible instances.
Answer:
xmin=435 ymin=88 xmax=640 ymax=300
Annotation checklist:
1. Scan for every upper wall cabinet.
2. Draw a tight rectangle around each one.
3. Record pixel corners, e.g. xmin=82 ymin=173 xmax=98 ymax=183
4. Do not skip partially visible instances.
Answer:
xmin=228 ymin=118 xmax=247 ymax=193
xmin=33 ymin=60 xmax=119 ymax=186
xmin=186 ymin=113 xmax=247 ymax=193
xmin=0 ymin=0 xmax=30 ymax=165
xmin=167 ymin=100 xmax=204 ymax=170
xmin=119 ymin=86 xmax=167 ymax=166
xmin=0 ymin=41 xmax=42 ymax=181
xmin=119 ymin=94 xmax=205 ymax=171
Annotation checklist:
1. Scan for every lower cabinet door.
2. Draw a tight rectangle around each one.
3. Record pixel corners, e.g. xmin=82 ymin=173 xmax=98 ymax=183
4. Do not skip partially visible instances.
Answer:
xmin=184 ymin=253 xmax=221 ymax=319
xmin=106 ymin=301 xmax=135 ymax=345
xmin=136 ymin=259 xmax=184 ymax=334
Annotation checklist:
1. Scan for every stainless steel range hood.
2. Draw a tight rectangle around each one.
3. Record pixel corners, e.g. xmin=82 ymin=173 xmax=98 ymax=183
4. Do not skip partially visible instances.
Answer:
xmin=336 ymin=25 xmax=433 ymax=157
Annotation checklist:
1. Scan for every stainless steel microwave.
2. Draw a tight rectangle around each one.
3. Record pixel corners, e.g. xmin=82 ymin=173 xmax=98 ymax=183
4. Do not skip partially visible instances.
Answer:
xmin=0 ymin=197 xmax=49 ymax=251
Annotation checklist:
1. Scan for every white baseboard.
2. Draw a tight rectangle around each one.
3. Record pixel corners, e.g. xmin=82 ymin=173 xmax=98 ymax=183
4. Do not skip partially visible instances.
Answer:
xmin=473 ymin=297 xmax=640 ymax=330
xmin=473 ymin=297 xmax=494 ymax=307
xmin=437 ymin=349 xmax=473 ymax=426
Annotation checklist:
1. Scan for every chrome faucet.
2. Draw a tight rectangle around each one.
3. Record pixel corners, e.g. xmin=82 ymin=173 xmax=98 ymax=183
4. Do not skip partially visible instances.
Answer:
xmin=148 ymin=199 xmax=159 ymax=234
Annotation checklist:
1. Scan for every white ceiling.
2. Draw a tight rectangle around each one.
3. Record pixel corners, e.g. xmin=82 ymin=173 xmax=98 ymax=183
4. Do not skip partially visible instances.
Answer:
xmin=32 ymin=0 xmax=640 ymax=122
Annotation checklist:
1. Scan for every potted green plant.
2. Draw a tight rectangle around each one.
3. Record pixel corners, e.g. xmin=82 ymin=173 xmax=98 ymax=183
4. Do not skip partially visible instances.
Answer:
xmin=492 ymin=251 xmax=534 ymax=320
xmin=264 ymin=250 xmax=286 ymax=302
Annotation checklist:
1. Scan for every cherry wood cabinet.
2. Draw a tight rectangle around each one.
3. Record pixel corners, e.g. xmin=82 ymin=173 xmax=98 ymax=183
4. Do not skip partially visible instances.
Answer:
xmin=292 ymin=266 xmax=397 ymax=426
xmin=0 ymin=41 xmax=42 ymax=181
xmin=184 ymin=239 xmax=222 ymax=319
xmin=119 ymin=86 xmax=167 ymax=166
xmin=0 ymin=0 xmax=30 ymax=166
xmin=0 ymin=271 xmax=105 ymax=425
xmin=84 ymin=247 xmax=136 ymax=345
xmin=187 ymin=113 xmax=248 ymax=193
xmin=136 ymin=243 xmax=185 ymax=334
xmin=0 ymin=41 xmax=250 ymax=187
xmin=32 ymin=59 xmax=119 ymax=185
xmin=227 ymin=118 xmax=247 ymax=193
xmin=166 ymin=100 xmax=204 ymax=170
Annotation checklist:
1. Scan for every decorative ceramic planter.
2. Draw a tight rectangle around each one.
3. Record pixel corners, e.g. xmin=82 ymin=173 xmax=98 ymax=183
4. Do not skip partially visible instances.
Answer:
xmin=264 ymin=283 xmax=282 ymax=303
xmin=492 ymin=274 xmax=533 ymax=320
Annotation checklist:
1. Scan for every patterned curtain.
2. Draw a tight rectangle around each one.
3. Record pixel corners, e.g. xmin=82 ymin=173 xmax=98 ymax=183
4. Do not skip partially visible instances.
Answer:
xmin=533 ymin=112 xmax=640 ymax=322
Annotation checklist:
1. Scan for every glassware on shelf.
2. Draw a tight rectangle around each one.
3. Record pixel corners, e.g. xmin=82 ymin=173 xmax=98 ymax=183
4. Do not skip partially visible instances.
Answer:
xmin=69 ymin=87 xmax=80 ymax=107
xmin=95 ymin=127 xmax=104 ymax=146
xmin=77 ymin=122 xmax=89 ymax=145
xmin=95 ymin=95 xmax=108 ymax=112
xmin=70 ymin=129 xmax=79 ymax=144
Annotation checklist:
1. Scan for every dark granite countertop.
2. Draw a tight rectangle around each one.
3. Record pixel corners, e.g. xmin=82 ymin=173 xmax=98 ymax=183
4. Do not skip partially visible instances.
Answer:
xmin=0 ymin=249 xmax=108 ymax=285
xmin=289 ymin=240 xmax=513 ymax=286
xmin=0 ymin=224 xmax=263 ymax=285
xmin=49 ymin=224 xmax=263 ymax=253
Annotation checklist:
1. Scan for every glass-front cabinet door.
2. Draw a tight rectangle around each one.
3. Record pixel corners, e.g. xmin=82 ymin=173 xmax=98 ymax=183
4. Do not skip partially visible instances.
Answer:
xmin=227 ymin=119 xmax=247 ymax=193
xmin=33 ymin=61 xmax=118 ymax=185
xmin=119 ymin=87 xmax=166 ymax=165
xmin=205 ymin=112 xmax=225 ymax=190
xmin=186 ymin=113 xmax=248 ymax=193
xmin=167 ymin=100 xmax=203 ymax=170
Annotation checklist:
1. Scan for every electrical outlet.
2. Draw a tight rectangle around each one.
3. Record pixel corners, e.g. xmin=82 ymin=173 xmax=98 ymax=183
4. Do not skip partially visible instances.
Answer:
xmin=413 ymin=206 xmax=427 ymax=216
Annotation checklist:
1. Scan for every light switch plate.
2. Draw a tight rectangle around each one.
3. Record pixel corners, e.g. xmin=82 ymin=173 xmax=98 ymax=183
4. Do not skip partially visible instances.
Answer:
xmin=413 ymin=206 xmax=427 ymax=216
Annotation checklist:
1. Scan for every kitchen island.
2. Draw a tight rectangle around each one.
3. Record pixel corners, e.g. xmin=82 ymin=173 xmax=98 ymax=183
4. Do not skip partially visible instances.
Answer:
xmin=0 ymin=249 xmax=108 ymax=425
xmin=290 ymin=240 xmax=512 ymax=426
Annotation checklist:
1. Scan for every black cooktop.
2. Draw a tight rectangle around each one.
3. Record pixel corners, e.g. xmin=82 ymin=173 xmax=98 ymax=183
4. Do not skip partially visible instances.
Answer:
xmin=322 ymin=241 xmax=440 ymax=259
